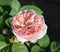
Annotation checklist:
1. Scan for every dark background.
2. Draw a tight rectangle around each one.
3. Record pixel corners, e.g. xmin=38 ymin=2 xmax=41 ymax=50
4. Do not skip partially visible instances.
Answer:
xmin=20 ymin=0 xmax=60 ymax=41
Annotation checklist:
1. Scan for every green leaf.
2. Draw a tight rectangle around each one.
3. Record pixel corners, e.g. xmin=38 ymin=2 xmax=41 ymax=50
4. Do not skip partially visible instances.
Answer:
xmin=5 ymin=18 xmax=11 ymax=27
xmin=0 ymin=0 xmax=12 ymax=6
xmin=10 ymin=0 xmax=21 ymax=16
xmin=0 ymin=41 xmax=7 ymax=50
xmin=31 ymin=45 xmax=45 ymax=52
xmin=0 ymin=34 xmax=6 ymax=42
xmin=0 ymin=11 xmax=7 ymax=30
xmin=0 ymin=15 xmax=4 ymax=30
xmin=37 ymin=34 xmax=50 ymax=48
xmin=0 ymin=6 xmax=4 ymax=13
xmin=0 ymin=44 xmax=12 ymax=52
xmin=50 ymin=41 xmax=60 ymax=52
xmin=12 ymin=43 xmax=28 ymax=52
xmin=20 ymin=5 xmax=43 ymax=14
xmin=9 ymin=37 xmax=15 ymax=43
xmin=55 ymin=48 xmax=60 ymax=52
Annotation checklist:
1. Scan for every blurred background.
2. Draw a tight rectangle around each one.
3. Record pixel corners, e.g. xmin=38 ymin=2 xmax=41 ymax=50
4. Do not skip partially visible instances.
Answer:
xmin=20 ymin=0 xmax=60 ymax=41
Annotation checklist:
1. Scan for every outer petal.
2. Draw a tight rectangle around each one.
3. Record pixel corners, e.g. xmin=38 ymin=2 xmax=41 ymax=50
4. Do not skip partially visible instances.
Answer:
xmin=12 ymin=30 xmax=27 ymax=43
xmin=29 ymin=23 xmax=47 ymax=43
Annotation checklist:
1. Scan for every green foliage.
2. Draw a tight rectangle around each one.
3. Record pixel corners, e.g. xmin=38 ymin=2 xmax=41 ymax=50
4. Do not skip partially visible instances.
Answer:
xmin=37 ymin=34 xmax=50 ymax=48
xmin=5 ymin=17 xmax=12 ymax=27
xmin=12 ymin=43 xmax=28 ymax=52
xmin=0 ymin=34 xmax=8 ymax=50
xmin=50 ymin=41 xmax=60 ymax=52
xmin=31 ymin=45 xmax=45 ymax=52
xmin=0 ymin=6 xmax=4 ymax=13
xmin=10 ymin=0 xmax=21 ymax=16
xmin=0 ymin=15 xmax=4 ymax=30
xmin=20 ymin=5 xmax=43 ymax=15
xmin=55 ymin=48 xmax=60 ymax=52
xmin=0 ymin=41 xmax=7 ymax=50
xmin=0 ymin=34 xmax=6 ymax=42
xmin=0 ymin=0 xmax=12 ymax=6
xmin=0 ymin=11 xmax=7 ymax=30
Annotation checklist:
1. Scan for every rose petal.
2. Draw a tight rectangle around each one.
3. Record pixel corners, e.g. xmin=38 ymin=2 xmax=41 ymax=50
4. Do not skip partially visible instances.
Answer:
xmin=12 ymin=30 xmax=27 ymax=43
xmin=29 ymin=24 xmax=47 ymax=43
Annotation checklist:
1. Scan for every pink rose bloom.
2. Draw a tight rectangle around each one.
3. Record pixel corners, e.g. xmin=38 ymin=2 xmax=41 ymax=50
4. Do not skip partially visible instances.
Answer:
xmin=11 ymin=10 xmax=47 ymax=43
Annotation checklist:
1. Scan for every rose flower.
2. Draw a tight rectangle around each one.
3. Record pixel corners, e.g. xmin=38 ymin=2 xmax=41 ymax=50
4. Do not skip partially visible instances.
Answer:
xmin=11 ymin=10 xmax=47 ymax=43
